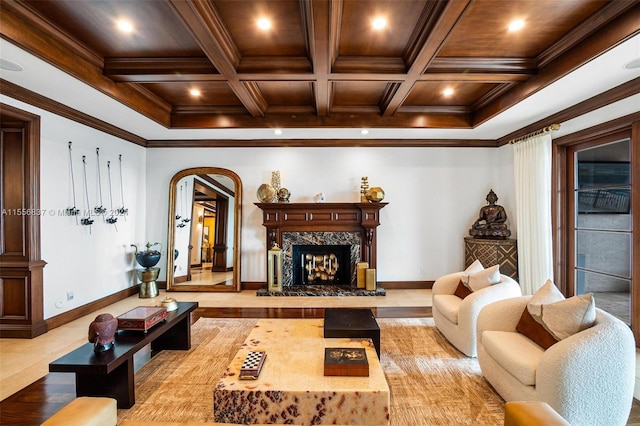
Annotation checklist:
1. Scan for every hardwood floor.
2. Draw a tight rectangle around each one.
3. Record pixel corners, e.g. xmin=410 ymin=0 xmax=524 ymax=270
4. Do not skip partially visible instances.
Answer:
xmin=0 ymin=289 xmax=637 ymax=425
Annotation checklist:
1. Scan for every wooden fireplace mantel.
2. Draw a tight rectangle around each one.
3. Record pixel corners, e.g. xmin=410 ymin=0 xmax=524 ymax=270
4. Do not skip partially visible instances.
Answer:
xmin=255 ymin=202 xmax=387 ymax=268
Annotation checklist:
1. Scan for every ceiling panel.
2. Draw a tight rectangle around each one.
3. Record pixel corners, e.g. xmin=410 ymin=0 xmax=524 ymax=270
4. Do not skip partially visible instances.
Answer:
xmin=332 ymin=81 xmax=390 ymax=108
xmin=404 ymin=81 xmax=498 ymax=106
xmin=143 ymin=82 xmax=242 ymax=106
xmin=27 ymin=0 xmax=203 ymax=57
xmin=212 ymin=0 xmax=308 ymax=57
xmin=438 ymin=0 xmax=607 ymax=58
xmin=257 ymin=81 xmax=314 ymax=106
xmin=338 ymin=0 xmax=427 ymax=57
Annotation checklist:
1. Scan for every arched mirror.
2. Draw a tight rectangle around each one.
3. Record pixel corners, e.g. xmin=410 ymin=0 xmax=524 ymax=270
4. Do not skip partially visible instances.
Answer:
xmin=166 ymin=167 xmax=242 ymax=292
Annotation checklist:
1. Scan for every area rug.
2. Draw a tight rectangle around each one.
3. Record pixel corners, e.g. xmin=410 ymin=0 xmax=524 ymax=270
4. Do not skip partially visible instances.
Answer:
xmin=117 ymin=318 xmax=505 ymax=425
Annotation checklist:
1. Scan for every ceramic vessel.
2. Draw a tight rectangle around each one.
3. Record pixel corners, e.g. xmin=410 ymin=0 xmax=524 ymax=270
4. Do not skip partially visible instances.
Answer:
xmin=132 ymin=242 xmax=161 ymax=268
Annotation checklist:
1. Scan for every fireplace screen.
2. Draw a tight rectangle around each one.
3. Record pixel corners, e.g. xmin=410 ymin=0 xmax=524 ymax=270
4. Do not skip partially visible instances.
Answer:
xmin=292 ymin=245 xmax=351 ymax=285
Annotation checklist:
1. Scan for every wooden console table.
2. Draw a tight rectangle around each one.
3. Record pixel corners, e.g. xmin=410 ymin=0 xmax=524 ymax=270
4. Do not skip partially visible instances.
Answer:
xmin=464 ymin=237 xmax=518 ymax=280
xmin=49 ymin=301 xmax=198 ymax=408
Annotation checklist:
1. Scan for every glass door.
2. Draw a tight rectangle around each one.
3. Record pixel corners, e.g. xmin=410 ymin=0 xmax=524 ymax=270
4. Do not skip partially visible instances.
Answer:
xmin=573 ymin=139 xmax=631 ymax=325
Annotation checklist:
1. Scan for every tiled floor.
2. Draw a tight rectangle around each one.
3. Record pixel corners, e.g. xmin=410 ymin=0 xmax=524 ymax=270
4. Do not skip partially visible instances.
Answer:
xmin=0 ymin=288 xmax=431 ymax=401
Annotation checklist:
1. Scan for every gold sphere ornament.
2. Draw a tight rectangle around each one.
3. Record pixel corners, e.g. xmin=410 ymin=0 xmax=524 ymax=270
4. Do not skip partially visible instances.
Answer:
xmin=365 ymin=187 xmax=385 ymax=202
xmin=257 ymin=183 xmax=277 ymax=203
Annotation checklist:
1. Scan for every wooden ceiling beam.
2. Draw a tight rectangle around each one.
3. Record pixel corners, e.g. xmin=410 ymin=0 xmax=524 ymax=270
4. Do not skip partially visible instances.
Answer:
xmin=381 ymin=0 xmax=472 ymax=117
xmin=169 ymin=110 xmax=471 ymax=129
xmin=167 ymin=0 xmax=266 ymax=117
xmin=104 ymin=57 xmax=219 ymax=82
xmin=426 ymin=57 xmax=536 ymax=75
xmin=306 ymin=0 xmax=332 ymax=117
xmin=103 ymin=55 xmax=532 ymax=83
xmin=332 ymin=56 xmax=406 ymax=74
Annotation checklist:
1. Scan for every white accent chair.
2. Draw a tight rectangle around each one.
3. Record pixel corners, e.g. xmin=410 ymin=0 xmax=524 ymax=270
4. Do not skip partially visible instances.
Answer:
xmin=432 ymin=270 xmax=521 ymax=357
xmin=477 ymin=296 xmax=636 ymax=426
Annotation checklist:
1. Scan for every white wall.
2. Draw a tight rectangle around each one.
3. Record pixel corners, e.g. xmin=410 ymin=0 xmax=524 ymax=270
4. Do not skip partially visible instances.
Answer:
xmin=2 ymin=93 xmax=519 ymax=317
xmin=1 ymin=96 xmax=147 ymax=319
xmin=146 ymin=146 xmax=516 ymax=283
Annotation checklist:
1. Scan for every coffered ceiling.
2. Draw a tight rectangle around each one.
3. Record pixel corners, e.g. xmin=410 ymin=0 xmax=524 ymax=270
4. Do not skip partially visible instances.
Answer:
xmin=1 ymin=0 xmax=639 ymax=145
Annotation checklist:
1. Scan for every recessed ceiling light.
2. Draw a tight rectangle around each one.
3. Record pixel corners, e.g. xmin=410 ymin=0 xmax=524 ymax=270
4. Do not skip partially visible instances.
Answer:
xmin=274 ymin=129 xmax=282 ymax=135
xmin=508 ymin=19 xmax=525 ymax=32
xmin=372 ymin=17 xmax=387 ymax=30
xmin=116 ymin=20 xmax=134 ymax=33
xmin=361 ymin=129 xmax=369 ymax=135
xmin=257 ymin=18 xmax=271 ymax=31
xmin=0 ymin=58 xmax=23 ymax=71
xmin=622 ymin=58 xmax=640 ymax=70
xmin=443 ymin=87 xmax=454 ymax=97
xmin=189 ymin=88 xmax=201 ymax=97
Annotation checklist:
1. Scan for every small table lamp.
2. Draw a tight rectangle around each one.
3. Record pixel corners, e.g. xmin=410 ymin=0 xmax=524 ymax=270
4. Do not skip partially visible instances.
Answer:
xmin=268 ymin=242 xmax=283 ymax=292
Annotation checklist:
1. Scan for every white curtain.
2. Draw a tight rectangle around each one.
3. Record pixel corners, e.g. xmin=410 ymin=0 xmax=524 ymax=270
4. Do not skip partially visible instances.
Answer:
xmin=513 ymin=133 xmax=554 ymax=295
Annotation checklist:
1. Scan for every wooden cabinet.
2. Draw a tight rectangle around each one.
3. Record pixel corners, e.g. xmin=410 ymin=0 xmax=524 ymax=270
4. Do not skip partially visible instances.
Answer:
xmin=464 ymin=237 xmax=518 ymax=281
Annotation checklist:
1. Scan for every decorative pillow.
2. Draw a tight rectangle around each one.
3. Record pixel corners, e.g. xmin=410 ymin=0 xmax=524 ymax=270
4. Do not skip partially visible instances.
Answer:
xmin=461 ymin=264 xmax=500 ymax=291
xmin=533 ymin=293 xmax=596 ymax=341
xmin=515 ymin=306 xmax=558 ymax=349
xmin=526 ymin=279 xmax=565 ymax=317
xmin=453 ymin=280 xmax=474 ymax=299
xmin=516 ymin=280 xmax=596 ymax=349
xmin=464 ymin=259 xmax=484 ymax=274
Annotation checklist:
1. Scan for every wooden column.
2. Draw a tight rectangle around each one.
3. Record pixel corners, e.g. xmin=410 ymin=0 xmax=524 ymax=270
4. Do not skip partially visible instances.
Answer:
xmin=0 ymin=104 xmax=47 ymax=338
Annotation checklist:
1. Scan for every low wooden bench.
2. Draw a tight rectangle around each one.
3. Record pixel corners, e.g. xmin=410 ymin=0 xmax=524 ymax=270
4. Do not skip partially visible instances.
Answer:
xmin=49 ymin=302 xmax=197 ymax=408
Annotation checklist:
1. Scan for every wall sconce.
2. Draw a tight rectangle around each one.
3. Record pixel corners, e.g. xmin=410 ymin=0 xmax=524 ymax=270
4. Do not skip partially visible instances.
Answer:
xmin=267 ymin=242 xmax=283 ymax=292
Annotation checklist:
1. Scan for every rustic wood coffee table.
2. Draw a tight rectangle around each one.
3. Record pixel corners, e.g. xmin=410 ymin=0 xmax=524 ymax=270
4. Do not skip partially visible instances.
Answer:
xmin=214 ymin=318 xmax=390 ymax=425
xmin=323 ymin=308 xmax=381 ymax=358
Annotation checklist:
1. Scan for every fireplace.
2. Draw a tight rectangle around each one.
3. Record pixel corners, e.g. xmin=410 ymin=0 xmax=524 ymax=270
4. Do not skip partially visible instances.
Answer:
xmin=292 ymin=245 xmax=351 ymax=285
xmin=256 ymin=202 xmax=387 ymax=293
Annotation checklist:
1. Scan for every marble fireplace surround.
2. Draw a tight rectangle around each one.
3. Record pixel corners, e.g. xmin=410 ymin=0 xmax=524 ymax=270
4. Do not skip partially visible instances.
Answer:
xmin=255 ymin=202 xmax=387 ymax=296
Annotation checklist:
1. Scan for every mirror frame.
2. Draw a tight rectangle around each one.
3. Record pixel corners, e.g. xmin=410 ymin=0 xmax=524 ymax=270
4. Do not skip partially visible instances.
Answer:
xmin=166 ymin=167 xmax=242 ymax=292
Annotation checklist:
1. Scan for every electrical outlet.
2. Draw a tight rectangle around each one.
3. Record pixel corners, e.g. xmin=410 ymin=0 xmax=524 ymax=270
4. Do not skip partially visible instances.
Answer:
xmin=66 ymin=291 xmax=74 ymax=301
xmin=55 ymin=298 xmax=64 ymax=308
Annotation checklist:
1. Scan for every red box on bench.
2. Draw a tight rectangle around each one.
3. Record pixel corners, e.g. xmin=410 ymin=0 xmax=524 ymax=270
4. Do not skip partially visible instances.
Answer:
xmin=117 ymin=306 xmax=167 ymax=331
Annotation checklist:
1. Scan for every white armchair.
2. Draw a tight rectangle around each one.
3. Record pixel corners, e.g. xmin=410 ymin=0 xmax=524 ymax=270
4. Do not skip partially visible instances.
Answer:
xmin=477 ymin=296 xmax=636 ymax=426
xmin=432 ymin=270 xmax=521 ymax=357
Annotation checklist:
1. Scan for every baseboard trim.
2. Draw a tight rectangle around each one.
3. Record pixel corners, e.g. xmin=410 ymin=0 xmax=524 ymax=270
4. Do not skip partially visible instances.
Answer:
xmin=241 ymin=281 xmax=433 ymax=290
xmin=45 ymin=285 xmax=140 ymax=331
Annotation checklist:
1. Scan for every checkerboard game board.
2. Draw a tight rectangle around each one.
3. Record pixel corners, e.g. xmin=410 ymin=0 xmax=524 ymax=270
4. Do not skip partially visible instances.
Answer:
xmin=239 ymin=351 xmax=266 ymax=380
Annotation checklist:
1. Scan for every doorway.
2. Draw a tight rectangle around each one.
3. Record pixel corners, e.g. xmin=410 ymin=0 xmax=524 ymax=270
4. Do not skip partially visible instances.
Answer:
xmin=571 ymin=139 xmax=632 ymax=325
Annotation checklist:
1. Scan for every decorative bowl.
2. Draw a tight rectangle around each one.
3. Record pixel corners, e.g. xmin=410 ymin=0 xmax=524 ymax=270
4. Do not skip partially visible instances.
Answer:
xmin=158 ymin=297 xmax=178 ymax=312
